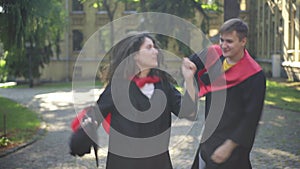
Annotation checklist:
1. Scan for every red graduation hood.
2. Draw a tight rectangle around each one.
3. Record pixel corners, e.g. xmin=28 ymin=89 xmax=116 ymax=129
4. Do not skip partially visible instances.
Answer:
xmin=197 ymin=45 xmax=262 ymax=97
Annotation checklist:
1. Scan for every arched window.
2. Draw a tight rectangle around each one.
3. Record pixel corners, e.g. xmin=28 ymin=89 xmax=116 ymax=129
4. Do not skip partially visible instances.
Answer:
xmin=72 ymin=30 xmax=83 ymax=51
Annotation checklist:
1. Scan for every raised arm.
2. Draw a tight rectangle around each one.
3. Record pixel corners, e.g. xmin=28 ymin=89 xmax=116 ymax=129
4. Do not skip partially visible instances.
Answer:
xmin=181 ymin=57 xmax=197 ymax=102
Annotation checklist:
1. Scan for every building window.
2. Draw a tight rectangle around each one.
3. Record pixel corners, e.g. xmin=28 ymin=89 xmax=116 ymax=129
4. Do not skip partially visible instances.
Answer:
xmin=72 ymin=0 xmax=84 ymax=12
xmin=72 ymin=30 xmax=83 ymax=51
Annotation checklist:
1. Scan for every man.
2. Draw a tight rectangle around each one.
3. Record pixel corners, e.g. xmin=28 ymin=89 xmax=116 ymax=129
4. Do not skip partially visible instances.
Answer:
xmin=190 ymin=18 xmax=266 ymax=169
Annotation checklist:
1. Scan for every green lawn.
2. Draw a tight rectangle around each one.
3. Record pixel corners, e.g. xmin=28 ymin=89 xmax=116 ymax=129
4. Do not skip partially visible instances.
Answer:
xmin=265 ymin=79 xmax=300 ymax=112
xmin=0 ymin=97 xmax=40 ymax=148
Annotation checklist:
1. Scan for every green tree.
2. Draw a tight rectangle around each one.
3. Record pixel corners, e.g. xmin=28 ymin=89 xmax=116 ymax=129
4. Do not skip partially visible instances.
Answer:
xmin=0 ymin=0 xmax=65 ymax=86
xmin=137 ymin=0 xmax=222 ymax=31
xmin=83 ymin=0 xmax=222 ymax=56
xmin=135 ymin=0 xmax=222 ymax=55
xmin=82 ymin=0 xmax=123 ymax=47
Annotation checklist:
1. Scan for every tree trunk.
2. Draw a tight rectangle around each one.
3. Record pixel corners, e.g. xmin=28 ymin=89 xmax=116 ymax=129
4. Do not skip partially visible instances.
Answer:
xmin=224 ymin=0 xmax=240 ymax=21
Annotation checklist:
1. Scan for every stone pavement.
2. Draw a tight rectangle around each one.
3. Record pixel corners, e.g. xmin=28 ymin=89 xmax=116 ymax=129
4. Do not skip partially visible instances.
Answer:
xmin=0 ymin=87 xmax=299 ymax=169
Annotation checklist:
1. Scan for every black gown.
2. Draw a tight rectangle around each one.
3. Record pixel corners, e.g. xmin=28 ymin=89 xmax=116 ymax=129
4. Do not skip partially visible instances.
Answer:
xmin=97 ymin=79 xmax=196 ymax=169
xmin=199 ymin=72 xmax=266 ymax=169
xmin=190 ymin=48 xmax=266 ymax=169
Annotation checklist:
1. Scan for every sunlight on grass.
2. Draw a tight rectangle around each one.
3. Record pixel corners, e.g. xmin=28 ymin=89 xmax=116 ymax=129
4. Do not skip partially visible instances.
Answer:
xmin=0 ymin=82 xmax=17 ymax=88
xmin=265 ymin=80 xmax=300 ymax=112
xmin=264 ymin=100 xmax=275 ymax=106
xmin=281 ymin=97 xmax=295 ymax=102
xmin=175 ymin=85 xmax=184 ymax=94
xmin=0 ymin=97 xmax=40 ymax=146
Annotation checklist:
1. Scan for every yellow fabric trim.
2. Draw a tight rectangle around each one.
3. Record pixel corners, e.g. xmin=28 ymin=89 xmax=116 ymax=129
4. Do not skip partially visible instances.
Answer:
xmin=223 ymin=59 xmax=235 ymax=71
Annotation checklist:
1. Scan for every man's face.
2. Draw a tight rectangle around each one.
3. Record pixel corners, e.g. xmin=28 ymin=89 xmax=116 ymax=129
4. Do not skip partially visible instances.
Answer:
xmin=219 ymin=31 xmax=247 ymax=60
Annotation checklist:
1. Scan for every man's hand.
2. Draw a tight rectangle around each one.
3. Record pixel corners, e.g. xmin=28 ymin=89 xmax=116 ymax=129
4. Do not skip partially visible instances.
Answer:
xmin=211 ymin=139 xmax=238 ymax=164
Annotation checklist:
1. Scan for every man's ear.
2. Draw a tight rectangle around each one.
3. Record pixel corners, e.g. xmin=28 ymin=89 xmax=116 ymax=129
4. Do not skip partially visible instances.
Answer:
xmin=241 ymin=37 xmax=247 ymax=47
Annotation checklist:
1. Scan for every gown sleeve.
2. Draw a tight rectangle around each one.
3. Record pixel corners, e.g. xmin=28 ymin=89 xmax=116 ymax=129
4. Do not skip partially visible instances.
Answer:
xmin=189 ymin=52 xmax=205 ymax=71
xmin=168 ymin=83 xmax=198 ymax=121
xmin=96 ymin=84 xmax=114 ymax=120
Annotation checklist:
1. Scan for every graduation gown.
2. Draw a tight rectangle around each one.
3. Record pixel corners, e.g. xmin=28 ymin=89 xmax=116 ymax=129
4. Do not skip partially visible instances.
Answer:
xmin=97 ymin=79 xmax=196 ymax=169
xmin=190 ymin=45 xmax=266 ymax=169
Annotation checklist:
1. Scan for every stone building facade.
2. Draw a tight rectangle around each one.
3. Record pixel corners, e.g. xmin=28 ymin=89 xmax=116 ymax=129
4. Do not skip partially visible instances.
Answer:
xmin=40 ymin=0 xmax=300 ymax=82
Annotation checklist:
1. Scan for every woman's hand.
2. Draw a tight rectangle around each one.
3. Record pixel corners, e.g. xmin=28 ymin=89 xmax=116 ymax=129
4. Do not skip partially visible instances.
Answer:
xmin=181 ymin=58 xmax=197 ymax=102
xmin=182 ymin=58 xmax=197 ymax=80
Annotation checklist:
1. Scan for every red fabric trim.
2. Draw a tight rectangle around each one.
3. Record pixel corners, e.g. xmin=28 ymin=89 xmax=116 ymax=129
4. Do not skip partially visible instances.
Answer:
xmin=132 ymin=76 xmax=160 ymax=88
xmin=71 ymin=108 xmax=87 ymax=132
xmin=71 ymin=107 xmax=111 ymax=134
xmin=102 ymin=112 xmax=111 ymax=134
xmin=198 ymin=45 xmax=262 ymax=96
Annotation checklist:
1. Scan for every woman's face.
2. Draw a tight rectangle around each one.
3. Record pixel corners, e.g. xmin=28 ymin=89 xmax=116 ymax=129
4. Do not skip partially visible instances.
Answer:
xmin=134 ymin=37 xmax=159 ymax=70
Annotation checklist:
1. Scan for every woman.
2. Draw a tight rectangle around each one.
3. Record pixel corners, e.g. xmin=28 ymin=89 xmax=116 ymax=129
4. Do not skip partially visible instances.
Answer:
xmin=97 ymin=32 xmax=197 ymax=169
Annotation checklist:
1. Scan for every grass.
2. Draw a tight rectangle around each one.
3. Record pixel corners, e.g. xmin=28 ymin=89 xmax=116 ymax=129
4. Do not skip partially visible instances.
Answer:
xmin=0 ymin=97 xmax=40 ymax=150
xmin=265 ymin=79 xmax=300 ymax=112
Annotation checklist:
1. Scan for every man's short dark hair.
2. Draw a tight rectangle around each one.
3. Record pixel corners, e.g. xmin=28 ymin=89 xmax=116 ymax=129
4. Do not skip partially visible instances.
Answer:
xmin=219 ymin=18 xmax=248 ymax=41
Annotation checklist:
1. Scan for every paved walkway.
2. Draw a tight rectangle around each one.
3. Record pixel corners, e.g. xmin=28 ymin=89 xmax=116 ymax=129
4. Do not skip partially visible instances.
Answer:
xmin=0 ymin=87 xmax=299 ymax=169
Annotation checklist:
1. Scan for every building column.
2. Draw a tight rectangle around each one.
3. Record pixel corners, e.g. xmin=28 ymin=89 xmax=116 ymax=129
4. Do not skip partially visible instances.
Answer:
xmin=294 ymin=3 xmax=300 ymax=62
xmin=282 ymin=0 xmax=290 ymax=61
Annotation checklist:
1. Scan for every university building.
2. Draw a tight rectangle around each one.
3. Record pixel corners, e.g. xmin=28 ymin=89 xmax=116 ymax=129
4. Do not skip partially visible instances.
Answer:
xmin=40 ymin=0 xmax=300 ymax=82
xmin=40 ymin=0 xmax=140 ymax=82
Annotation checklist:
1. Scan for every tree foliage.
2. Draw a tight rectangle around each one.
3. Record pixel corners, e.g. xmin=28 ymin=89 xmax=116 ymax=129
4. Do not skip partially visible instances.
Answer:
xmin=81 ymin=0 xmax=222 ymax=54
xmin=133 ymin=0 xmax=219 ymax=55
xmin=0 ymin=0 xmax=65 ymax=80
